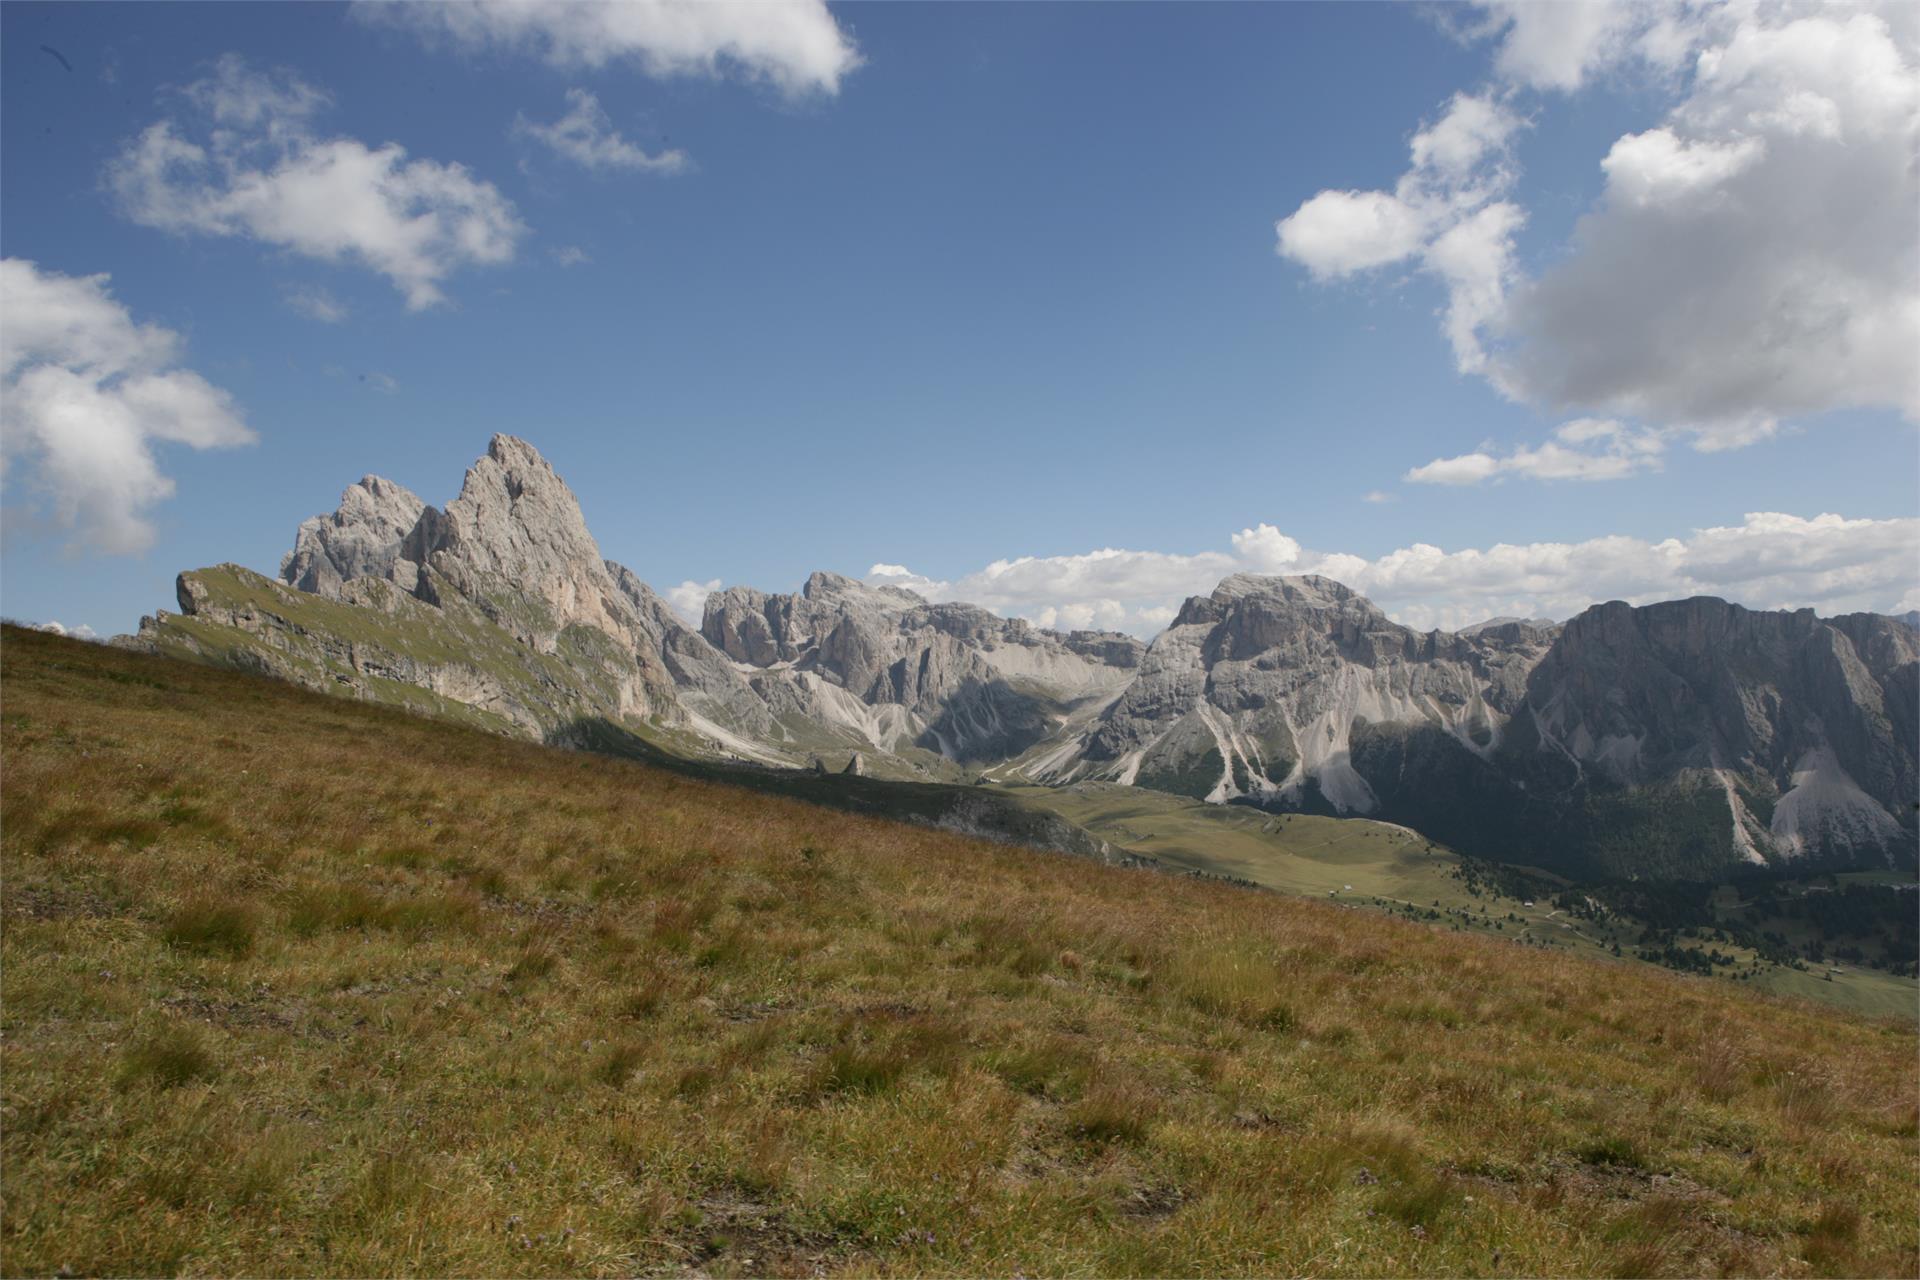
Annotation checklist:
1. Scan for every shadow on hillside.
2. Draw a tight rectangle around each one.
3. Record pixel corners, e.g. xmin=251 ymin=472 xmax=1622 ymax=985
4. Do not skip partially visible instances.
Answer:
xmin=546 ymin=716 xmax=1111 ymax=859
xmin=915 ymin=676 xmax=1052 ymax=764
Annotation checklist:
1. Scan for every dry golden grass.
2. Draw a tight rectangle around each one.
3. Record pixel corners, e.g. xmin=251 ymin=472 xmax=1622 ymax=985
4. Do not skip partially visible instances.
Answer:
xmin=2 ymin=625 xmax=1915 ymax=1277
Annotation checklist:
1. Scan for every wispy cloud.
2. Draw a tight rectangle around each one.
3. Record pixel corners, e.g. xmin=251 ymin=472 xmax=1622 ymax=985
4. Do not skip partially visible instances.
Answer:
xmin=513 ymin=89 xmax=687 ymax=174
xmin=356 ymin=0 xmax=863 ymax=98
xmin=109 ymin=55 xmax=524 ymax=310
xmin=284 ymin=285 xmax=347 ymax=323
xmin=1405 ymin=419 xmax=1666 ymax=486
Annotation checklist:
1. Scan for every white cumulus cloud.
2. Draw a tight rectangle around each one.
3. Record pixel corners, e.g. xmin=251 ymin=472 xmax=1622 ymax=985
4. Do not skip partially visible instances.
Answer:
xmin=1275 ymin=188 xmax=1429 ymax=279
xmin=666 ymin=577 xmax=723 ymax=626
xmin=0 ymin=258 xmax=255 ymax=554
xmin=358 ymin=0 xmax=862 ymax=97
xmin=1497 ymin=6 xmax=1920 ymax=435
xmin=513 ymin=89 xmax=688 ymax=174
xmin=1279 ymin=1 xmax=1920 ymax=468
xmin=1473 ymin=0 xmax=1656 ymax=92
xmin=1276 ymin=90 xmax=1529 ymax=379
xmin=31 ymin=621 xmax=99 ymax=641
xmin=863 ymin=512 xmax=1918 ymax=637
xmin=108 ymin=55 xmax=524 ymax=310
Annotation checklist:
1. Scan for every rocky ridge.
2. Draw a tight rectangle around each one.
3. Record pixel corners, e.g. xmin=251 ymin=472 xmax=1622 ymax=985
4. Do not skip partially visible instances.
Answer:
xmin=1008 ymin=575 xmax=1916 ymax=876
xmin=136 ymin=435 xmax=1140 ymax=779
xmin=1016 ymin=573 xmax=1553 ymax=809
xmin=702 ymin=572 xmax=1142 ymax=766
xmin=131 ymin=436 xmax=1917 ymax=878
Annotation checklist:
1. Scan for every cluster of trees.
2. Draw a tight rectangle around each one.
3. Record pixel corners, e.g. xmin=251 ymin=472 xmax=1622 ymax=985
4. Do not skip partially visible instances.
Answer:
xmin=1450 ymin=854 xmax=1917 ymax=979
xmin=1728 ymin=881 xmax=1918 ymax=977
xmin=1634 ymin=942 xmax=1737 ymax=976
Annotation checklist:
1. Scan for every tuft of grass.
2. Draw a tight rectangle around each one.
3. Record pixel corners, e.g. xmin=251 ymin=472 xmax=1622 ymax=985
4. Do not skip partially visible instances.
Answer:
xmin=1802 ymin=1200 xmax=1864 ymax=1275
xmin=1576 ymin=1134 xmax=1648 ymax=1170
xmin=119 ymin=1023 xmax=217 ymax=1090
xmin=814 ymin=1015 xmax=951 ymax=1097
xmin=967 ymin=911 xmax=1056 ymax=976
xmin=161 ymin=898 xmax=257 ymax=958
xmin=1694 ymin=1036 xmax=1745 ymax=1102
xmin=987 ymin=1035 xmax=1093 ymax=1098
xmin=593 ymin=1042 xmax=648 ymax=1089
xmin=506 ymin=929 xmax=560 ymax=983
xmin=1376 ymin=1173 xmax=1461 ymax=1232
xmin=619 ymin=969 xmax=673 ymax=1019
xmin=1066 ymin=1080 xmax=1157 ymax=1144
xmin=1776 ymin=1070 xmax=1838 ymax=1128
xmin=1160 ymin=939 xmax=1296 ymax=1029
xmin=818 ymin=1040 xmax=912 ymax=1096
xmin=286 ymin=883 xmax=390 ymax=935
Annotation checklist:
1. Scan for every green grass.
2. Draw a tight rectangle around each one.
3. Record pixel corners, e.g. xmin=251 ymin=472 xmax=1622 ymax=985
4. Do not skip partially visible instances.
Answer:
xmin=1006 ymin=782 xmax=1920 ymax=1020
xmin=4 ymin=625 xmax=1916 ymax=1277
xmin=160 ymin=898 xmax=259 ymax=958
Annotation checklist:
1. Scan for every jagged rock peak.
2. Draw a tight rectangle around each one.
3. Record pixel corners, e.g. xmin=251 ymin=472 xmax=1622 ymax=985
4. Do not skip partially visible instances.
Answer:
xmin=392 ymin=434 xmax=654 ymax=657
xmin=279 ymin=474 xmax=426 ymax=598
xmin=702 ymin=571 xmax=928 ymax=666
xmin=425 ymin=434 xmax=602 ymax=575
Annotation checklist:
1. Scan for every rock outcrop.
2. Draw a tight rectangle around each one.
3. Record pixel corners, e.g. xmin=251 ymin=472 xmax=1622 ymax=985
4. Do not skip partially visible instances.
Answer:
xmin=141 ymin=436 xmax=731 ymax=735
xmin=280 ymin=476 xmax=425 ymax=597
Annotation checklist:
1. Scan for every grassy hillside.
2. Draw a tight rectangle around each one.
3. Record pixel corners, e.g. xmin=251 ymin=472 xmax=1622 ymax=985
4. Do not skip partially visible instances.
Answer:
xmin=3 ymin=626 xmax=1915 ymax=1277
xmin=1007 ymin=784 xmax=1920 ymax=1022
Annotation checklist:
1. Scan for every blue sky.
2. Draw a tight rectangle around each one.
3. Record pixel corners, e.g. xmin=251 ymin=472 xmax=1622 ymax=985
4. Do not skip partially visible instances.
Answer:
xmin=3 ymin=0 xmax=1915 ymax=637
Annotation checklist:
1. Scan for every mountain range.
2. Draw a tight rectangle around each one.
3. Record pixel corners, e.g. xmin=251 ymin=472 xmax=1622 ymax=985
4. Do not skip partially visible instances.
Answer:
xmin=129 ymin=435 xmax=1917 ymax=880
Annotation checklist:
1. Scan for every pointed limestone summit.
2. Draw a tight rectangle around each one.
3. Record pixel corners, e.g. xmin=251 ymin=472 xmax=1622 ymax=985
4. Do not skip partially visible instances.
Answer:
xmin=280 ymin=475 xmax=426 ymax=598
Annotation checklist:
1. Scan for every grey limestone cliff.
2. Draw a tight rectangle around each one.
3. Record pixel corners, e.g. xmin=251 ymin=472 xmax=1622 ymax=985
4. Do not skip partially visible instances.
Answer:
xmin=702 ymin=571 xmax=1144 ymax=766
